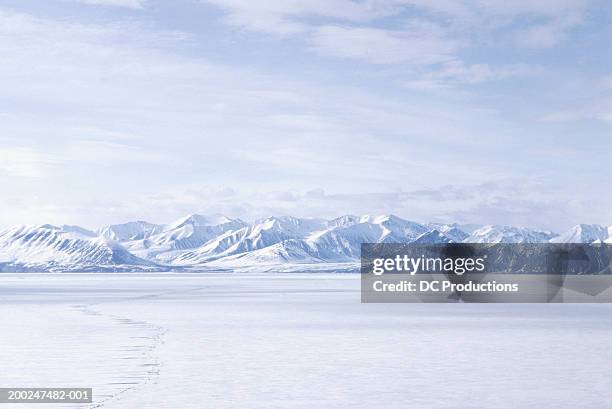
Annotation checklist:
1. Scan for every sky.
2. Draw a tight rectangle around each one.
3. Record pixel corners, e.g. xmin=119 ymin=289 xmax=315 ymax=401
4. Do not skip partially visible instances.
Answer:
xmin=0 ymin=0 xmax=610 ymax=232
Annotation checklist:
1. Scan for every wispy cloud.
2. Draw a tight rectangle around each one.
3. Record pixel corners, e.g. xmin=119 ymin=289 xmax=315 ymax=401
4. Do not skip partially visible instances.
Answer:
xmin=0 ymin=148 xmax=63 ymax=178
xmin=402 ymin=61 xmax=540 ymax=89
xmin=198 ymin=0 xmax=585 ymax=91
xmin=66 ymin=141 xmax=177 ymax=165
xmin=308 ymin=24 xmax=460 ymax=65
xmin=539 ymin=110 xmax=585 ymax=122
xmin=66 ymin=0 xmax=146 ymax=9
xmin=203 ymin=1 xmax=461 ymax=65
xmin=201 ymin=0 xmax=590 ymax=60
xmin=0 ymin=141 xmax=173 ymax=179
xmin=129 ymin=177 xmax=611 ymax=232
xmin=513 ymin=13 xmax=583 ymax=48
xmin=201 ymin=0 xmax=394 ymax=34
xmin=538 ymin=94 xmax=612 ymax=123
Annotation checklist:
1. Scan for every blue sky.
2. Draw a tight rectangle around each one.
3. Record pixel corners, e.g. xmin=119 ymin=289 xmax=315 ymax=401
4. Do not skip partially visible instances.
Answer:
xmin=0 ymin=0 xmax=610 ymax=231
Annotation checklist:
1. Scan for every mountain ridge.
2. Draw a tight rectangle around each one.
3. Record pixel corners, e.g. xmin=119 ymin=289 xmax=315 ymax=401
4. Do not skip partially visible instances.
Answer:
xmin=1 ymin=214 xmax=610 ymax=272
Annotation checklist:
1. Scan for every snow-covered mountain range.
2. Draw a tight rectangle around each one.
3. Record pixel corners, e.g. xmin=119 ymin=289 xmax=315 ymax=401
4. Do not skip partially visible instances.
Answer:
xmin=0 ymin=214 xmax=610 ymax=272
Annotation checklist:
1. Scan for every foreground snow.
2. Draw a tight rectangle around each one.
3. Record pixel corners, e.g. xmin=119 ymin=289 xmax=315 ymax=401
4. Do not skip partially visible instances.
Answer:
xmin=1 ymin=273 xmax=612 ymax=408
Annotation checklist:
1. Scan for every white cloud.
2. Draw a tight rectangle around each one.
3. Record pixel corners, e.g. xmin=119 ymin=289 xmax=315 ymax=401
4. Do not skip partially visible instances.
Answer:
xmin=513 ymin=13 xmax=583 ymax=48
xmin=402 ymin=60 xmax=540 ymax=89
xmin=67 ymin=0 xmax=146 ymax=9
xmin=399 ymin=0 xmax=589 ymax=25
xmin=201 ymin=0 xmax=590 ymax=49
xmin=401 ymin=79 xmax=451 ymax=91
xmin=67 ymin=141 xmax=176 ymax=165
xmin=0 ymin=9 xmax=500 ymax=191
xmin=0 ymin=148 xmax=63 ymax=178
xmin=202 ymin=0 xmax=590 ymax=30
xmin=538 ymin=94 xmax=612 ymax=122
xmin=201 ymin=1 xmax=461 ymax=64
xmin=601 ymin=75 xmax=612 ymax=88
xmin=538 ymin=110 xmax=584 ymax=122
xmin=309 ymin=24 xmax=460 ymax=65
xmin=2 ymin=176 xmax=609 ymax=231
xmin=0 ymin=141 xmax=173 ymax=179
xmin=125 ymin=177 xmax=611 ymax=232
xmin=201 ymin=0 xmax=396 ymax=34
xmin=435 ymin=61 xmax=539 ymax=83
xmin=196 ymin=0 xmax=589 ymax=81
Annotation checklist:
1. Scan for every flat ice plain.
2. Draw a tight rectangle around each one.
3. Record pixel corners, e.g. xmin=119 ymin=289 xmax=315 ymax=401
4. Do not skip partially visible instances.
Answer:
xmin=1 ymin=273 xmax=612 ymax=409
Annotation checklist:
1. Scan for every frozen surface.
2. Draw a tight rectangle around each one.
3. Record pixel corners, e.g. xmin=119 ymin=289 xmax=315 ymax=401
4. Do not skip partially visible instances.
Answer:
xmin=1 ymin=273 xmax=612 ymax=409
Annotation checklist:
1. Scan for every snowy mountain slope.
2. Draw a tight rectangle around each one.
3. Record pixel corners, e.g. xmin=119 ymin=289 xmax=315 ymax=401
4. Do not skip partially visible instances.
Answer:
xmin=236 ymin=216 xmax=327 ymax=250
xmin=164 ymin=214 xmax=429 ymax=265
xmin=412 ymin=230 xmax=454 ymax=244
xmin=209 ymin=239 xmax=324 ymax=265
xmin=427 ymin=223 xmax=469 ymax=242
xmin=359 ymin=214 xmax=430 ymax=242
xmin=307 ymin=223 xmax=383 ymax=260
xmin=326 ymin=215 xmax=361 ymax=229
xmin=98 ymin=221 xmax=164 ymax=241
xmin=464 ymin=225 xmax=558 ymax=243
xmin=0 ymin=224 xmax=156 ymax=271
xmin=61 ymin=225 xmax=98 ymax=238
xmin=174 ymin=216 xmax=327 ymax=265
xmin=550 ymin=224 xmax=612 ymax=243
xmin=123 ymin=214 xmax=247 ymax=263
xmin=304 ymin=214 xmax=430 ymax=260
xmin=172 ymin=227 xmax=249 ymax=264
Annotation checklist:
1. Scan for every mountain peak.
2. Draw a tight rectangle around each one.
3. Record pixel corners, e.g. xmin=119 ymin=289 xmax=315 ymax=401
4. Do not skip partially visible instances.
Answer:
xmin=550 ymin=224 xmax=609 ymax=243
xmin=413 ymin=229 xmax=453 ymax=244
xmin=466 ymin=225 xmax=557 ymax=243
xmin=98 ymin=220 xmax=163 ymax=241
xmin=359 ymin=214 xmax=402 ymax=224
xmin=62 ymin=225 xmax=97 ymax=238
xmin=167 ymin=214 xmax=236 ymax=230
